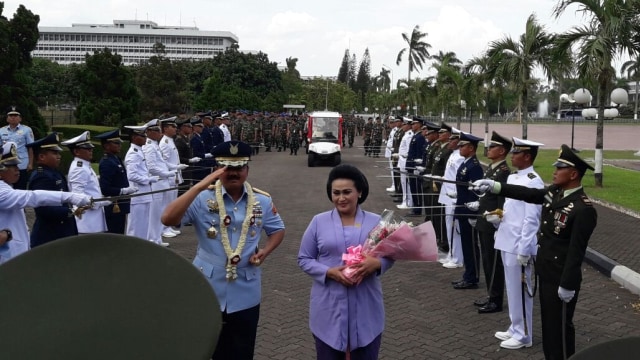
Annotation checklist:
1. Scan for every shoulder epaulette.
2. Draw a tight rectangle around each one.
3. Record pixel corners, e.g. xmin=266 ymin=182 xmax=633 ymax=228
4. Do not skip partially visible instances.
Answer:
xmin=36 ymin=166 xmax=44 ymax=173
xmin=581 ymin=194 xmax=593 ymax=206
xmin=527 ymin=173 xmax=537 ymax=179
xmin=253 ymin=187 xmax=271 ymax=197
xmin=76 ymin=161 xmax=83 ymax=167
xmin=133 ymin=148 xmax=138 ymax=152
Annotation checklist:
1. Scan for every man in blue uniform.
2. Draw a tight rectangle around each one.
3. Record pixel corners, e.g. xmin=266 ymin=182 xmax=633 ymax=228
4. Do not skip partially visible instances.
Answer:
xmin=161 ymin=141 xmax=285 ymax=360
xmin=27 ymin=133 xmax=78 ymax=247
xmin=190 ymin=117 xmax=215 ymax=181
xmin=0 ymin=106 xmax=35 ymax=190
xmin=406 ymin=117 xmax=427 ymax=216
xmin=451 ymin=132 xmax=484 ymax=289
xmin=95 ymin=129 xmax=138 ymax=234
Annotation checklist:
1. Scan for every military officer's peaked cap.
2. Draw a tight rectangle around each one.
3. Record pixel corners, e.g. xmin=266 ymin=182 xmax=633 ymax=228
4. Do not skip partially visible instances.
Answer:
xmin=219 ymin=112 xmax=230 ymax=119
xmin=489 ymin=131 xmax=512 ymax=152
xmin=160 ymin=116 xmax=177 ymax=127
xmin=197 ymin=110 xmax=212 ymax=118
xmin=27 ymin=133 xmax=63 ymax=152
xmin=190 ymin=117 xmax=204 ymax=126
xmin=175 ymin=117 xmax=192 ymax=127
xmin=143 ymin=118 xmax=161 ymax=131
xmin=402 ymin=116 xmax=413 ymax=124
xmin=0 ymin=142 xmax=20 ymax=166
xmin=511 ymin=136 xmax=544 ymax=153
xmin=124 ymin=125 xmax=147 ymax=137
xmin=439 ymin=122 xmax=452 ymax=133
xmin=61 ymin=131 xmax=94 ymax=149
xmin=411 ymin=116 xmax=424 ymax=125
xmin=553 ymin=144 xmax=594 ymax=176
xmin=7 ymin=106 xmax=20 ymax=116
xmin=450 ymin=126 xmax=461 ymax=139
xmin=212 ymin=140 xmax=251 ymax=167
xmin=424 ymin=121 xmax=440 ymax=134
xmin=95 ymin=129 xmax=122 ymax=144
xmin=458 ymin=132 xmax=482 ymax=146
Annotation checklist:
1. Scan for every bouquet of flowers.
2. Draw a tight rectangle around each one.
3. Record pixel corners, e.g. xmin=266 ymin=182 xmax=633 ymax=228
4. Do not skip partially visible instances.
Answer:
xmin=341 ymin=209 xmax=438 ymax=281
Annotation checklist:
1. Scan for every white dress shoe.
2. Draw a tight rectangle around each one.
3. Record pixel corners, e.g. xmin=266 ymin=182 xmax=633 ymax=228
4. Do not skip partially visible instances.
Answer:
xmin=170 ymin=228 xmax=181 ymax=235
xmin=162 ymin=231 xmax=177 ymax=238
xmin=442 ymin=262 xmax=463 ymax=269
xmin=396 ymin=204 xmax=409 ymax=209
xmin=500 ymin=337 xmax=532 ymax=349
xmin=386 ymin=187 xmax=395 ymax=192
xmin=160 ymin=242 xmax=170 ymax=247
xmin=494 ymin=331 xmax=512 ymax=341
xmin=438 ymin=257 xmax=450 ymax=264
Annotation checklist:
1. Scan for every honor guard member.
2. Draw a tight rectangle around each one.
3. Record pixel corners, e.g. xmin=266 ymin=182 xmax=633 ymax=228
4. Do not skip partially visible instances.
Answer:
xmin=26 ymin=133 xmax=78 ymax=247
xmin=472 ymin=144 xmax=597 ymax=359
xmin=466 ymin=131 xmax=511 ymax=313
xmin=95 ymin=129 xmax=137 ymax=234
xmin=219 ymin=112 xmax=232 ymax=142
xmin=438 ymin=128 xmax=463 ymax=267
xmin=190 ymin=117 xmax=215 ymax=181
xmin=1 ymin=106 xmax=35 ymax=190
xmin=142 ymin=119 xmax=177 ymax=244
xmin=384 ymin=117 xmax=400 ymax=192
xmin=62 ymin=131 xmax=111 ymax=234
xmin=211 ymin=112 xmax=225 ymax=149
xmin=431 ymin=122 xmax=455 ymax=252
xmin=161 ymin=141 xmax=285 ymax=360
xmin=406 ymin=117 xmax=427 ymax=215
xmin=362 ymin=117 xmax=374 ymax=156
xmin=0 ymin=142 xmax=91 ymax=263
xmin=198 ymin=111 xmax=215 ymax=153
xmin=390 ymin=117 xmax=405 ymax=195
xmin=396 ymin=118 xmax=414 ymax=209
xmin=175 ymin=118 xmax=201 ymax=189
xmin=123 ymin=125 xmax=159 ymax=241
xmin=487 ymin=137 xmax=544 ymax=350
xmin=370 ymin=116 xmax=384 ymax=157
xmin=159 ymin=117 xmax=189 ymax=236
xmin=417 ymin=122 xmax=441 ymax=234
xmin=451 ymin=132 xmax=484 ymax=289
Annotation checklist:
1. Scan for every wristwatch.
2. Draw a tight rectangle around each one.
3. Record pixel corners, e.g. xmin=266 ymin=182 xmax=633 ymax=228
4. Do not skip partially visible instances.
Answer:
xmin=1 ymin=228 xmax=12 ymax=242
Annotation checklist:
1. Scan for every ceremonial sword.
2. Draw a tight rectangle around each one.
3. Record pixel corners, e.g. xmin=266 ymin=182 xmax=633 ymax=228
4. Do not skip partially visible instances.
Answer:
xmin=90 ymin=184 xmax=192 ymax=203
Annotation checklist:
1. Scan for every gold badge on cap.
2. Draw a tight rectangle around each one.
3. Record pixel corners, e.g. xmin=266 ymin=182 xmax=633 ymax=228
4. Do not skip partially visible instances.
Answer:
xmin=230 ymin=143 xmax=239 ymax=155
xmin=10 ymin=144 xmax=17 ymax=157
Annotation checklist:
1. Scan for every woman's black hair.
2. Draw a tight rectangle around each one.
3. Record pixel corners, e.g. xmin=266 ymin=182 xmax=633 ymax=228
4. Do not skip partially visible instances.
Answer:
xmin=326 ymin=164 xmax=369 ymax=204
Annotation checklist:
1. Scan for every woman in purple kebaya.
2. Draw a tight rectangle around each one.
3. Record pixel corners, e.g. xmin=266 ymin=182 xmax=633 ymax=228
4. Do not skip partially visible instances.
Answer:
xmin=298 ymin=164 xmax=394 ymax=360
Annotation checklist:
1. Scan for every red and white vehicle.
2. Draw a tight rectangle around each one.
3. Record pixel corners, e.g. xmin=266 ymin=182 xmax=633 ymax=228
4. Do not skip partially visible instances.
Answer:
xmin=306 ymin=111 xmax=343 ymax=167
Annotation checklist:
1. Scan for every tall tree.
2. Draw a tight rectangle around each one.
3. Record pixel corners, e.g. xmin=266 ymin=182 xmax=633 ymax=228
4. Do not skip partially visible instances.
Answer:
xmin=486 ymin=14 xmax=556 ymax=139
xmin=621 ymin=57 xmax=640 ymax=120
xmin=355 ymin=48 xmax=371 ymax=109
xmin=337 ymin=49 xmax=350 ymax=84
xmin=554 ymin=0 xmax=640 ymax=186
xmin=348 ymin=53 xmax=357 ymax=91
xmin=282 ymin=56 xmax=303 ymax=104
xmin=396 ymin=25 xmax=432 ymax=83
xmin=0 ymin=3 xmax=47 ymax=136
xmin=76 ymin=48 xmax=140 ymax=126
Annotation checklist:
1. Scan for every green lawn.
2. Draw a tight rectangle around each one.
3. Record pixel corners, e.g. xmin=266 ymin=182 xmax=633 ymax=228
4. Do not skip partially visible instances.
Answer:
xmin=477 ymin=147 xmax=640 ymax=212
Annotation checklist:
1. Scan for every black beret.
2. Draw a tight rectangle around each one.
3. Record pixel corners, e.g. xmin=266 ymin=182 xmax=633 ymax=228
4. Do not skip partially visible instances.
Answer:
xmin=326 ymin=164 xmax=369 ymax=204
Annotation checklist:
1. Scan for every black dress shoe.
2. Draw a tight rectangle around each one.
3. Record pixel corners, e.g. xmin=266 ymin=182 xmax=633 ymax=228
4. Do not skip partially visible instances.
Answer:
xmin=451 ymin=279 xmax=465 ymax=285
xmin=473 ymin=297 xmax=489 ymax=307
xmin=478 ymin=302 xmax=503 ymax=313
xmin=453 ymin=281 xmax=479 ymax=290
xmin=392 ymin=198 xmax=402 ymax=203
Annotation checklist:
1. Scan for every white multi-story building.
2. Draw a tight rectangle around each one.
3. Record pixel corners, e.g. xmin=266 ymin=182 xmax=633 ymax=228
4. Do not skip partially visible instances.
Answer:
xmin=33 ymin=20 xmax=239 ymax=65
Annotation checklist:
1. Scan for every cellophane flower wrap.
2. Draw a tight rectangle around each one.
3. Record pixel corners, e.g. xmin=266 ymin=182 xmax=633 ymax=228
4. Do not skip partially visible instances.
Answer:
xmin=341 ymin=209 xmax=438 ymax=281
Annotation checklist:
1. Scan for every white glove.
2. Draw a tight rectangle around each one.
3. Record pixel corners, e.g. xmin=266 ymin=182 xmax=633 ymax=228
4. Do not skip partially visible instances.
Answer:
xmin=429 ymin=175 xmax=442 ymax=181
xmin=517 ymin=254 xmax=530 ymax=266
xmin=465 ymin=201 xmax=480 ymax=211
xmin=148 ymin=176 xmax=160 ymax=184
xmin=413 ymin=169 xmax=421 ymax=175
xmin=93 ymin=200 xmax=112 ymax=208
xmin=485 ymin=213 xmax=501 ymax=226
xmin=205 ymin=153 xmax=213 ymax=159
xmin=414 ymin=158 xmax=423 ymax=165
xmin=415 ymin=166 xmax=425 ymax=173
xmin=468 ymin=219 xmax=477 ymax=227
xmin=558 ymin=286 xmax=575 ymax=303
xmin=165 ymin=170 xmax=178 ymax=179
xmin=446 ymin=191 xmax=457 ymax=199
xmin=188 ymin=157 xmax=201 ymax=164
xmin=120 ymin=186 xmax=138 ymax=195
xmin=63 ymin=192 xmax=92 ymax=207
xmin=176 ymin=164 xmax=189 ymax=170
xmin=391 ymin=153 xmax=399 ymax=159
xmin=470 ymin=179 xmax=495 ymax=194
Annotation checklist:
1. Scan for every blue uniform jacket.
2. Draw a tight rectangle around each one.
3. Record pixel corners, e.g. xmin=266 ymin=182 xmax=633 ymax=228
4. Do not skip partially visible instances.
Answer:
xmin=406 ymin=133 xmax=426 ymax=170
xmin=28 ymin=166 xmax=78 ymax=247
xmin=201 ymin=127 xmax=214 ymax=153
xmin=454 ymin=155 xmax=484 ymax=217
xmin=211 ymin=126 xmax=224 ymax=149
xmin=190 ymin=133 xmax=215 ymax=181
xmin=99 ymin=153 xmax=130 ymax=215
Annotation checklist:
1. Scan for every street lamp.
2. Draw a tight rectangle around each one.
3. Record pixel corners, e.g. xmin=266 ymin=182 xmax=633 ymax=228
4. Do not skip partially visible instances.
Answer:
xmin=382 ymin=64 xmax=394 ymax=92
xmin=559 ymin=88 xmax=591 ymax=151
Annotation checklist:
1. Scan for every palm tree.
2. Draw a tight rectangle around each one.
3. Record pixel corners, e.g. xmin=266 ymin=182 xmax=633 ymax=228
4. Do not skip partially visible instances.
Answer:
xmin=621 ymin=58 xmax=640 ymax=120
xmin=432 ymin=50 xmax=463 ymax=71
xmin=486 ymin=14 xmax=556 ymax=139
xmin=554 ymin=0 xmax=640 ymax=187
xmin=396 ymin=25 xmax=432 ymax=83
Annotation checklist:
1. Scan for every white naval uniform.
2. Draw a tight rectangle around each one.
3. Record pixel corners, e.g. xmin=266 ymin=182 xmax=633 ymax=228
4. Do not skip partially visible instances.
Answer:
xmin=124 ymin=143 xmax=153 ymax=240
xmin=143 ymin=138 xmax=175 ymax=244
xmin=397 ymin=130 xmax=414 ymax=207
xmin=220 ymin=124 xmax=231 ymax=142
xmin=67 ymin=157 xmax=107 ymax=233
xmin=494 ymin=166 xmax=543 ymax=344
xmin=438 ymin=148 xmax=464 ymax=264
xmin=385 ymin=127 xmax=398 ymax=188
xmin=0 ymin=181 xmax=72 ymax=262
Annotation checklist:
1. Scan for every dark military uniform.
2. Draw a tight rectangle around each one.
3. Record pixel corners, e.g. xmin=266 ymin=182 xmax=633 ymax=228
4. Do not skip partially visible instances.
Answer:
xmin=362 ymin=120 xmax=373 ymax=156
xmin=370 ymin=121 xmax=384 ymax=157
xmin=274 ymin=118 xmax=288 ymax=152
xmin=421 ymin=138 xmax=440 ymax=223
xmin=391 ymin=127 xmax=405 ymax=193
xmin=346 ymin=117 xmax=356 ymax=148
xmin=28 ymin=165 xmax=78 ymax=247
xmin=476 ymin=159 xmax=510 ymax=311
xmin=289 ymin=122 xmax=302 ymax=155
xmin=406 ymin=121 xmax=426 ymax=215
xmin=98 ymin=152 xmax=130 ymax=234
xmin=500 ymin=183 xmax=596 ymax=359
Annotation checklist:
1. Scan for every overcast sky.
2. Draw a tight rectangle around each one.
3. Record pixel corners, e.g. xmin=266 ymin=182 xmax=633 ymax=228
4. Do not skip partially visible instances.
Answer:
xmin=4 ymin=0 xmax=598 ymax=82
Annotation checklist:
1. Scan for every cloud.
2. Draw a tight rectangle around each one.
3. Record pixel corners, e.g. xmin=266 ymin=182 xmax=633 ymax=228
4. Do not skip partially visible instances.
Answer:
xmin=266 ymin=11 xmax=318 ymax=36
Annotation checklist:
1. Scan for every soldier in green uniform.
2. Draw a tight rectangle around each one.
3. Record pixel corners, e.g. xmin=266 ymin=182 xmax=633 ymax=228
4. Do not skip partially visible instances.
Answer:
xmin=345 ymin=116 xmax=356 ymax=148
xmin=274 ymin=116 xmax=289 ymax=152
xmin=289 ymin=117 xmax=303 ymax=155
xmin=261 ymin=113 xmax=275 ymax=152
xmin=370 ymin=117 xmax=384 ymax=158
xmin=362 ymin=117 xmax=374 ymax=156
